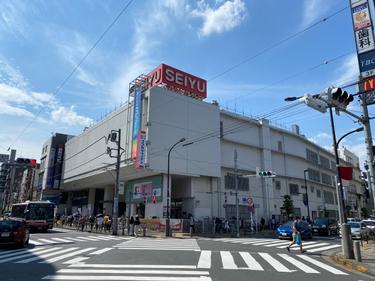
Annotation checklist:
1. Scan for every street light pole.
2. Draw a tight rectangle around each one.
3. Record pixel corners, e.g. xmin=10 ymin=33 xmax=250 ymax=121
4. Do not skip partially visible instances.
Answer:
xmin=166 ymin=137 xmax=186 ymax=237
xmin=113 ymin=129 xmax=121 ymax=236
xmin=303 ymin=169 xmax=310 ymax=220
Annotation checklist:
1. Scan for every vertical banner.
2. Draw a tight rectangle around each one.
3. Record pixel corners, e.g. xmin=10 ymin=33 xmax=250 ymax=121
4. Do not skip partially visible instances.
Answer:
xmin=135 ymin=130 xmax=146 ymax=168
xmin=131 ymin=87 xmax=142 ymax=160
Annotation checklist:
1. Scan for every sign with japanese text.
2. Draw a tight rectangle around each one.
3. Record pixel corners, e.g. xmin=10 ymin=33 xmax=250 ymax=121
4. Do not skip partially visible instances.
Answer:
xmin=351 ymin=0 xmax=367 ymax=7
xmin=126 ymin=175 xmax=163 ymax=203
xmin=147 ymin=64 xmax=207 ymax=99
xmin=356 ymin=26 xmax=375 ymax=53
xmin=352 ymin=3 xmax=372 ymax=31
xmin=131 ymin=87 xmax=142 ymax=160
xmin=358 ymin=49 xmax=375 ymax=77
xmin=135 ymin=130 xmax=146 ymax=168
xmin=365 ymin=91 xmax=375 ymax=105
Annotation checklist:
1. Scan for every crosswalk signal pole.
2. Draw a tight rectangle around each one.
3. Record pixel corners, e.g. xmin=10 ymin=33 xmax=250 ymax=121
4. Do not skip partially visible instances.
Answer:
xmin=234 ymin=149 xmax=240 ymax=238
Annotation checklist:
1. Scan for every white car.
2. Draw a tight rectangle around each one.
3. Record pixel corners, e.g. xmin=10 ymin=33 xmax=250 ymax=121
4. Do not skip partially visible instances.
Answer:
xmin=348 ymin=222 xmax=370 ymax=240
xmin=362 ymin=220 xmax=375 ymax=234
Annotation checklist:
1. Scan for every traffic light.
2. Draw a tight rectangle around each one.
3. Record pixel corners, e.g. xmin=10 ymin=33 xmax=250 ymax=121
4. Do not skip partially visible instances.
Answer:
xmin=327 ymin=87 xmax=354 ymax=109
xmin=256 ymin=167 xmax=275 ymax=177
xmin=16 ymin=158 xmax=37 ymax=167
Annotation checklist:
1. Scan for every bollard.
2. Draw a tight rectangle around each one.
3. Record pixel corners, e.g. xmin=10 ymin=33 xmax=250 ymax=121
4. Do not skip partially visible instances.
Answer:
xmin=354 ymin=241 xmax=362 ymax=262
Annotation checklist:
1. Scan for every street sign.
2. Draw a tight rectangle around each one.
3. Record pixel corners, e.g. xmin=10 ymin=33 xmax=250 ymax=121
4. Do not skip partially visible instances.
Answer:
xmin=355 ymin=26 xmax=375 ymax=53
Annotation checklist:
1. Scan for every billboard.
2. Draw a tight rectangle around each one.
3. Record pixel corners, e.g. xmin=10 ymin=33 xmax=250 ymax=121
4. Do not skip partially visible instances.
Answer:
xmin=352 ymin=3 xmax=371 ymax=30
xmin=131 ymin=87 xmax=142 ymax=160
xmin=147 ymin=64 xmax=207 ymax=99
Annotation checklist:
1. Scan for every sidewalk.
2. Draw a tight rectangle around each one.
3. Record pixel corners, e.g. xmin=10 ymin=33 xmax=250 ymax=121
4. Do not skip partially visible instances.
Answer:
xmin=324 ymin=239 xmax=375 ymax=277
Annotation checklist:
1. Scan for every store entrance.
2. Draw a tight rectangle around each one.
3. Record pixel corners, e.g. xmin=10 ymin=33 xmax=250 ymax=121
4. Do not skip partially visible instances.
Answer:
xmin=135 ymin=203 xmax=145 ymax=218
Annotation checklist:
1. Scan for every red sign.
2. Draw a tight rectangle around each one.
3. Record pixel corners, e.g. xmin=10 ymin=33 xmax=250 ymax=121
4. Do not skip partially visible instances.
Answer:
xmin=147 ymin=64 xmax=207 ymax=99
xmin=339 ymin=166 xmax=353 ymax=181
xmin=363 ymin=77 xmax=375 ymax=91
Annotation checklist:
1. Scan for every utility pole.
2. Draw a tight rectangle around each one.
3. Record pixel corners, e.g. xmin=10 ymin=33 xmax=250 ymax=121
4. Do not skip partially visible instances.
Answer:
xmin=234 ymin=149 xmax=240 ymax=238
xmin=360 ymin=92 xmax=375 ymax=208
xmin=113 ymin=128 xmax=121 ymax=236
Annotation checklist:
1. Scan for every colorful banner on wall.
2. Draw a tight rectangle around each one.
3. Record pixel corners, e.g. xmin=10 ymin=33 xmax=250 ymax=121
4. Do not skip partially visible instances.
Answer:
xmin=126 ymin=175 xmax=163 ymax=203
xmin=131 ymin=87 xmax=142 ymax=160
xmin=135 ymin=130 xmax=146 ymax=168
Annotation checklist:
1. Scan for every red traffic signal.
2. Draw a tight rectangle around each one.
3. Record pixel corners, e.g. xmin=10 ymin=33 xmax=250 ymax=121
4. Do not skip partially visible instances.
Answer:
xmin=329 ymin=87 xmax=354 ymax=109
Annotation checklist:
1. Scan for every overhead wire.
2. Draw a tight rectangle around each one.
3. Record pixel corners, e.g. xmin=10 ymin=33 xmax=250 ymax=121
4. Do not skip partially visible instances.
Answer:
xmin=6 ymin=0 xmax=135 ymax=151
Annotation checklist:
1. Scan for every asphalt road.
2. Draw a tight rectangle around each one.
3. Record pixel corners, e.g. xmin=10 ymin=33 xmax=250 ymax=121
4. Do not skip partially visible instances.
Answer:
xmin=0 ymin=229 xmax=372 ymax=281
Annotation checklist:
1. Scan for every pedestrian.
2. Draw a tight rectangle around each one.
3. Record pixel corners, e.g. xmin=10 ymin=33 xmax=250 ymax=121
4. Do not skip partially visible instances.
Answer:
xmin=189 ymin=215 xmax=195 ymax=237
xmin=129 ymin=216 xmax=135 ymax=236
xmin=260 ymin=217 xmax=265 ymax=231
xmin=89 ymin=215 xmax=95 ymax=232
xmin=271 ymin=215 xmax=276 ymax=230
xmin=96 ymin=215 xmax=103 ymax=232
xmin=224 ymin=220 xmax=230 ymax=232
xmin=134 ymin=215 xmax=140 ymax=237
xmin=286 ymin=216 xmax=306 ymax=253
xmin=103 ymin=214 xmax=110 ymax=233
xmin=79 ymin=216 xmax=86 ymax=232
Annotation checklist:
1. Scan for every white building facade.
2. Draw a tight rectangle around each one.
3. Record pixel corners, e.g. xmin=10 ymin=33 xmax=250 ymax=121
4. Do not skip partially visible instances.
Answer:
xmin=60 ymin=65 xmax=366 ymax=223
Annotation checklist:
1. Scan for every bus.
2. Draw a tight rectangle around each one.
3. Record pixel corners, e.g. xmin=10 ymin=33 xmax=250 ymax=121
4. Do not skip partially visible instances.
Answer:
xmin=10 ymin=201 xmax=55 ymax=231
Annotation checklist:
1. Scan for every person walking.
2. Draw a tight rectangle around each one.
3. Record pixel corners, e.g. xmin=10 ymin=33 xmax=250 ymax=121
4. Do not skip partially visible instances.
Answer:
xmin=103 ymin=214 xmax=110 ymax=233
xmin=129 ymin=216 xmax=135 ymax=236
xmin=134 ymin=215 xmax=140 ymax=237
xmin=260 ymin=217 xmax=265 ymax=231
xmin=286 ymin=217 xmax=306 ymax=253
xmin=189 ymin=215 xmax=195 ymax=238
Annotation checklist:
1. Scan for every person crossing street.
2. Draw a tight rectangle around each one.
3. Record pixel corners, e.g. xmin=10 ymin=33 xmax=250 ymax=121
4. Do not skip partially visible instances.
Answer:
xmin=286 ymin=216 xmax=306 ymax=254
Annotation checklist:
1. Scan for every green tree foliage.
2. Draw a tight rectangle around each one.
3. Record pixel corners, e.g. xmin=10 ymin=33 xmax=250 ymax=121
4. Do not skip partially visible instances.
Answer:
xmin=280 ymin=195 xmax=294 ymax=217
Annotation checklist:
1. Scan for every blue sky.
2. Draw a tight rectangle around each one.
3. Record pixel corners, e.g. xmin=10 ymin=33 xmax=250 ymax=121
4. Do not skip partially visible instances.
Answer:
xmin=0 ymin=0 xmax=373 ymax=167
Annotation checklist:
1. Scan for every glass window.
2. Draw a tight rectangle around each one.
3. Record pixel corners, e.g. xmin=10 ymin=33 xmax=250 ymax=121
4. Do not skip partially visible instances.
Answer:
xmin=11 ymin=205 xmax=26 ymax=218
xmin=320 ymin=156 xmax=330 ymax=169
xmin=26 ymin=204 xmax=55 ymax=221
xmin=275 ymin=181 xmax=281 ymax=190
xmin=306 ymin=149 xmax=319 ymax=164
xmin=322 ymin=173 xmax=332 ymax=186
xmin=278 ymin=141 xmax=283 ymax=152
xmin=323 ymin=191 xmax=335 ymax=204
xmin=308 ymin=168 xmax=320 ymax=182
xmin=289 ymin=184 xmax=299 ymax=195
xmin=317 ymin=189 xmax=321 ymax=198
xmin=224 ymin=174 xmax=249 ymax=191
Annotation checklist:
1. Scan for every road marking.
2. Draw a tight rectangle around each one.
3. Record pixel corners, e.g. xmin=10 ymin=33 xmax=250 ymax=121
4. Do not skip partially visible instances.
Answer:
xmin=251 ymin=240 xmax=284 ymax=246
xmin=38 ymin=238 xmax=58 ymax=244
xmin=258 ymin=252 xmax=295 ymax=272
xmin=241 ymin=239 xmax=275 ymax=245
xmin=57 ymin=269 xmax=210 ymax=275
xmin=16 ymin=247 xmax=79 ymax=263
xmin=116 ymin=248 xmax=200 ymax=251
xmin=197 ymin=250 xmax=211 ymax=268
xmin=0 ymin=247 xmax=59 ymax=263
xmin=42 ymin=276 xmax=212 ymax=280
xmin=63 ymin=256 xmax=90 ymax=264
xmin=40 ymin=248 xmax=96 ymax=263
xmin=97 ymin=236 xmax=123 ymax=240
xmin=63 ymin=237 xmax=85 ymax=242
xmin=277 ymin=254 xmax=319 ymax=273
xmin=51 ymin=238 xmax=74 ymax=243
xmin=77 ymin=236 xmax=99 ymax=241
xmin=239 ymin=252 xmax=263 ymax=271
xmin=0 ymin=247 xmax=41 ymax=257
xmin=297 ymin=255 xmax=348 ymax=275
xmin=68 ymin=264 xmax=197 ymax=269
xmin=220 ymin=251 xmax=237 ymax=269
xmin=291 ymin=243 xmax=329 ymax=250
xmin=307 ymin=244 xmax=341 ymax=253
xmin=264 ymin=241 xmax=291 ymax=247
xmin=29 ymin=239 xmax=44 ymax=245
xmin=89 ymin=248 xmax=113 ymax=255
xmin=276 ymin=241 xmax=317 ymax=248
xmin=87 ymin=236 xmax=110 ymax=241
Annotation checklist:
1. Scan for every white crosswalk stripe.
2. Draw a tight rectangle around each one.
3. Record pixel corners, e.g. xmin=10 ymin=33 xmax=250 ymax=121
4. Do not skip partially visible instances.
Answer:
xmin=114 ymin=238 xmax=200 ymax=251
xmin=209 ymin=237 xmax=341 ymax=254
xmin=29 ymin=235 xmax=130 ymax=246
xmin=16 ymin=247 xmax=79 ymax=263
xmin=258 ymin=252 xmax=294 ymax=272
xmin=0 ymin=247 xmax=59 ymax=263
xmin=51 ymin=238 xmax=75 ymax=243
xmin=40 ymin=247 xmax=96 ymax=263
xmin=197 ymin=250 xmax=211 ymax=268
xmin=89 ymin=248 xmax=113 ymax=255
xmin=239 ymin=252 xmax=263 ymax=271
xmin=220 ymin=251 xmax=238 ymax=269
xmin=297 ymin=255 xmax=348 ymax=275
xmin=277 ymin=254 xmax=319 ymax=273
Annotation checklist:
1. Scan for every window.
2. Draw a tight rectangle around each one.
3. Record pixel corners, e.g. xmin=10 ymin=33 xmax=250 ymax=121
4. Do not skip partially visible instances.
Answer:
xmin=317 ymin=189 xmax=321 ymax=198
xmin=323 ymin=191 xmax=335 ymax=204
xmin=278 ymin=141 xmax=283 ymax=152
xmin=320 ymin=156 xmax=330 ymax=169
xmin=306 ymin=149 xmax=319 ymax=164
xmin=307 ymin=168 xmax=320 ymax=183
xmin=220 ymin=121 xmax=223 ymax=139
xmin=331 ymin=161 xmax=336 ymax=171
xmin=310 ymin=185 xmax=314 ymax=192
xmin=293 ymin=208 xmax=301 ymax=217
xmin=224 ymin=173 xmax=249 ymax=191
xmin=289 ymin=184 xmax=299 ymax=195
xmin=321 ymin=173 xmax=332 ymax=186
xmin=275 ymin=181 xmax=281 ymax=190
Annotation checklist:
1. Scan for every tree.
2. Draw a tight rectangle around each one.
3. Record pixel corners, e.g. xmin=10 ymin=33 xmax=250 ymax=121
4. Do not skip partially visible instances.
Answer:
xmin=280 ymin=195 xmax=294 ymax=218
xmin=361 ymin=207 xmax=369 ymax=218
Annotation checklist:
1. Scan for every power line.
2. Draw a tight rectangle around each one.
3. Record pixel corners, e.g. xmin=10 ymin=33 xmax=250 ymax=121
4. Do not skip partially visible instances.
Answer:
xmin=208 ymin=6 xmax=349 ymax=81
xmin=7 ymin=0 xmax=135 ymax=151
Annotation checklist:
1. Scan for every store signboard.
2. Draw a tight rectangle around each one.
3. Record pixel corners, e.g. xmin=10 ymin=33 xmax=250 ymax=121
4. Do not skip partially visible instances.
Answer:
xmin=135 ymin=130 xmax=146 ymax=168
xmin=352 ymin=3 xmax=372 ymax=30
xmin=355 ymin=26 xmax=375 ymax=53
xmin=127 ymin=175 xmax=163 ymax=203
xmin=131 ymin=87 xmax=142 ymax=160
xmin=358 ymin=49 xmax=375 ymax=77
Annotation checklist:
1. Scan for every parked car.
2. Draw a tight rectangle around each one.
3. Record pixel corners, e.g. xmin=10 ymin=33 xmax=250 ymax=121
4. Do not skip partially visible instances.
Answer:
xmin=312 ymin=218 xmax=338 ymax=236
xmin=347 ymin=218 xmax=361 ymax=222
xmin=0 ymin=218 xmax=29 ymax=247
xmin=276 ymin=220 xmax=312 ymax=239
xmin=347 ymin=221 xmax=370 ymax=240
xmin=362 ymin=220 xmax=375 ymax=235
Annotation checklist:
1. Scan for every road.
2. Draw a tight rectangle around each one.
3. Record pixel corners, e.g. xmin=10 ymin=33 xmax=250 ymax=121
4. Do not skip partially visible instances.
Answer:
xmin=0 ymin=229 xmax=371 ymax=281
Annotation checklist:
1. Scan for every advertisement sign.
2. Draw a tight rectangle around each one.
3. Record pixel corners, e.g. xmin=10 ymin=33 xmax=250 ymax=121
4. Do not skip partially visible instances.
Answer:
xmin=127 ymin=175 xmax=163 ymax=203
xmin=365 ymin=91 xmax=375 ymax=105
xmin=131 ymin=87 xmax=142 ymax=160
xmin=351 ymin=0 xmax=367 ymax=7
xmin=352 ymin=3 xmax=371 ymax=31
xmin=133 ymin=182 xmax=152 ymax=199
xmin=363 ymin=76 xmax=375 ymax=91
xmin=135 ymin=130 xmax=146 ymax=168
xmin=54 ymin=144 xmax=64 ymax=189
xmin=46 ymin=148 xmax=55 ymax=188
xmin=139 ymin=218 xmax=183 ymax=232
xmin=147 ymin=64 xmax=207 ymax=99
xmin=355 ymin=26 xmax=375 ymax=53
xmin=358 ymin=49 xmax=375 ymax=77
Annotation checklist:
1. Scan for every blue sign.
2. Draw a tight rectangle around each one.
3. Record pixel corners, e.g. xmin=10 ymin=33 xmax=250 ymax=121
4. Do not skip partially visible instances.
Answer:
xmin=358 ymin=49 xmax=375 ymax=77
xmin=131 ymin=87 xmax=142 ymax=159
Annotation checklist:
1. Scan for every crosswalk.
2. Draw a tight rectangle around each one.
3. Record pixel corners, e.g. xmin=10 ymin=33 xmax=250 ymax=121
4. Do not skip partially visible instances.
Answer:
xmin=0 ymin=246 xmax=113 ymax=264
xmin=29 ymin=235 xmax=130 ymax=246
xmin=208 ymin=238 xmax=341 ymax=253
xmin=114 ymin=238 xmax=201 ymax=251
xmin=39 ymin=250 xmax=348 ymax=280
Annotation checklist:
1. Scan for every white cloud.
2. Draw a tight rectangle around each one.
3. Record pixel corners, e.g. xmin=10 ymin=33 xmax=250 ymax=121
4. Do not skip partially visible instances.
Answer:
xmin=332 ymin=54 xmax=359 ymax=86
xmin=191 ymin=0 xmax=247 ymax=37
xmin=0 ymin=101 xmax=34 ymax=117
xmin=308 ymin=132 xmax=332 ymax=144
xmin=0 ymin=1 xmax=34 ymax=39
xmin=51 ymin=105 xmax=92 ymax=126
xmin=302 ymin=0 xmax=334 ymax=27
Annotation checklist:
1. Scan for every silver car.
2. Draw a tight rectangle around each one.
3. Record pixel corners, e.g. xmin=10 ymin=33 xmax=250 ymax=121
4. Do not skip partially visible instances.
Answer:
xmin=348 ymin=222 xmax=370 ymax=240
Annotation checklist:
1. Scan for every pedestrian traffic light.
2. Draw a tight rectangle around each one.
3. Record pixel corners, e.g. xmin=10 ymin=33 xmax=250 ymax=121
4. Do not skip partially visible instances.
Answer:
xmin=327 ymin=87 xmax=354 ymax=110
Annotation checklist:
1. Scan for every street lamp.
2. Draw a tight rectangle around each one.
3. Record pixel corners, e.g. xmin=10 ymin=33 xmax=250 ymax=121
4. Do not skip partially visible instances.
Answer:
xmin=303 ymin=169 xmax=310 ymax=221
xmin=166 ymin=137 xmax=186 ymax=237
